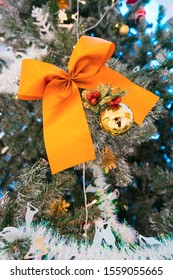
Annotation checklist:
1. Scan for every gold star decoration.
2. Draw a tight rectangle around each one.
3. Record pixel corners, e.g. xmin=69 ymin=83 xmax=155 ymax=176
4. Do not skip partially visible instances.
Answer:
xmin=48 ymin=197 xmax=70 ymax=217
xmin=99 ymin=146 xmax=117 ymax=173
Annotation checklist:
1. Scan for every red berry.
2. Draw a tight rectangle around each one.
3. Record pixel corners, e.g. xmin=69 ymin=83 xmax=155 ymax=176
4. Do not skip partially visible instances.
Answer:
xmin=86 ymin=92 xmax=93 ymax=101
xmin=112 ymin=96 xmax=122 ymax=104
xmin=90 ymin=97 xmax=98 ymax=105
xmin=92 ymin=90 xmax=100 ymax=98
xmin=109 ymin=96 xmax=122 ymax=108
xmin=109 ymin=100 xmax=116 ymax=107
xmin=109 ymin=104 xmax=119 ymax=109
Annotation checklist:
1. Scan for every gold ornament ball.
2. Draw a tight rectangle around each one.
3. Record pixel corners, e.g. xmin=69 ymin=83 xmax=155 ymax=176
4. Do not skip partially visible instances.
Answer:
xmin=100 ymin=103 xmax=133 ymax=136
xmin=56 ymin=0 xmax=70 ymax=10
xmin=119 ymin=24 xmax=129 ymax=36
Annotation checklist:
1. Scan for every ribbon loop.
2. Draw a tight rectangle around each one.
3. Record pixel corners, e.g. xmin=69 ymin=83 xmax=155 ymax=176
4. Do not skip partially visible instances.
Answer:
xmin=18 ymin=36 xmax=159 ymax=174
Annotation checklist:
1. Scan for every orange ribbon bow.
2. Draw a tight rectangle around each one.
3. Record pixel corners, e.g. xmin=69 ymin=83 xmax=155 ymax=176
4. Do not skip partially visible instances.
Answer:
xmin=18 ymin=36 xmax=159 ymax=174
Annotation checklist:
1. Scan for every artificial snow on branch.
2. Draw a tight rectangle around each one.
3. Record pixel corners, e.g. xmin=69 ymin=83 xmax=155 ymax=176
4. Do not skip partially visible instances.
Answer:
xmin=0 ymin=45 xmax=47 ymax=93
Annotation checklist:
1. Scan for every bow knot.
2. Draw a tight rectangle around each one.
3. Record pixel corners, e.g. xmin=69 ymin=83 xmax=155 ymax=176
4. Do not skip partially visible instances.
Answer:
xmin=18 ymin=36 xmax=159 ymax=174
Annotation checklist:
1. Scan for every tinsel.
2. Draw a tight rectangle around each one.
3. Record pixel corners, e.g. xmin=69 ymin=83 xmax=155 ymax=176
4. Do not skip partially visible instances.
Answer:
xmin=0 ymin=223 xmax=172 ymax=260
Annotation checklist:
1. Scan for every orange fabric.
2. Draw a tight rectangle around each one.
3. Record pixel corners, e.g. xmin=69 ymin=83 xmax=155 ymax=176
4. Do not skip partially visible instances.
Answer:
xmin=18 ymin=36 xmax=159 ymax=174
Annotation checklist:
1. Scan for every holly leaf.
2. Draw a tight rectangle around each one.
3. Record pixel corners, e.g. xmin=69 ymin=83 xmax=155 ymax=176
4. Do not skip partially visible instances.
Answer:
xmin=91 ymin=104 xmax=99 ymax=113
xmin=83 ymin=101 xmax=91 ymax=109
xmin=99 ymin=96 xmax=112 ymax=106
xmin=111 ymin=88 xmax=128 ymax=97
xmin=82 ymin=89 xmax=90 ymax=100
xmin=83 ymin=102 xmax=99 ymax=113
xmin=120 ymin=90 xmax=129 ymax=96
xmin=98 ymin=84 xmax=110 ymax=99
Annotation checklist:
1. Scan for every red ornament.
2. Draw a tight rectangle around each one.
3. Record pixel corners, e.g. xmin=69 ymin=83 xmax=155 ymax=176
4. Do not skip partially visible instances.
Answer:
xmin=126 ymin=0 xmax=138 ymax=4
xmin=0 ymin=0 xmax=6 ymax=7
xmin=135 ymin=8 xmax=146 ymax=23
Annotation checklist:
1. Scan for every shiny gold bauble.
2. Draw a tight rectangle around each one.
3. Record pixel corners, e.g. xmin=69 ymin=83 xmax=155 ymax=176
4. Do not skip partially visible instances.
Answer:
xmin=56 ymin=0 xmax=71 ymax=10
xmin=119 ymin=24 xmax=129 ymax=36
xmin=100 ymin=103 xmax=133 ymax=136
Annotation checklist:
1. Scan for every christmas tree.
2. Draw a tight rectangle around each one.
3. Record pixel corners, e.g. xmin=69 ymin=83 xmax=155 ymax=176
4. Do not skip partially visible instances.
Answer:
xmin=0 ymin=0 xmax=172 ymax=260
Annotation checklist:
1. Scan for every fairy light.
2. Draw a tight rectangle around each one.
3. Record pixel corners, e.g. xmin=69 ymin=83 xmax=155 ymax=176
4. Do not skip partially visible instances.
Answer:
xmin=124 ymin=205 xmax=128 ymax=210
xmin=76 ymin=1 xmax=88 ymax=244
xmin=1 ymin=146 xmax=9 ymax=154
xmin=13 ymin=93 xmax=18 ymax=100
xmin=71 ymin=12 xmax=78 ymax=21
xmin=87 ymin=199 xmax=98 ymax=208
xmin=79 ymin=0 xmax=86 ymax=4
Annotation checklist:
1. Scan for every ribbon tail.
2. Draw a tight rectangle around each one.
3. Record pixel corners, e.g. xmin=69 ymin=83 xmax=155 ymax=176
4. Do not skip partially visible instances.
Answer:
xmin=100 ymin=66 xmax=159 ymax=125
xmin=43 ymin=82 xmax=95 ymax=174
xmin=81 ymin=66 xmax=159 ymax=125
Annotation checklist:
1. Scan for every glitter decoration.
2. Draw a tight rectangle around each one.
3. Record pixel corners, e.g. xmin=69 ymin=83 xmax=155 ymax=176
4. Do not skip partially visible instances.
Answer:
xmin=99 ymin=146 xmax=117 ymax=173
xmin=49 ymin=197 xmax=70 ymax=216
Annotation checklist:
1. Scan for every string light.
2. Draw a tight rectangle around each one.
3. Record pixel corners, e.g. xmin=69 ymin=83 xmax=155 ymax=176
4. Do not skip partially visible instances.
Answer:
xmin=76 ymin=0 xmax=79 ymax=40
xmin=87 ymin=199 xmax=98 ymax=208
xmin=13 ymin=93 xmax=18 ymax=100
xmin=71 ymin=12 xmax=78 ymax=21
xmin=79 ymin=0 xmax=86 ymax=4
xmin=82 ymin=162 xmax=88 ymax=243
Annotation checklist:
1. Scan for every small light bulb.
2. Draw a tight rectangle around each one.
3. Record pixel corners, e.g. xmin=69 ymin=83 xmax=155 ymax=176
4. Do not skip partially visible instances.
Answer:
xmin=13 ymin=94 xmax=18 ymax=100
xmin=79 ymin=0 xmax=86 ymax=4
xmin=87 ymin=199 xmax=98 ymax=208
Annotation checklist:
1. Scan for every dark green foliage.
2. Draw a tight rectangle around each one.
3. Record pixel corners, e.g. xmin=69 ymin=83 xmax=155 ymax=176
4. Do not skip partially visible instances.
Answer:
xmin=2 ymin=238 xmax=31 ymax=260
xmin=0 ymin=94 xmax=45 ymax=190
xmin=0 ymin=160 xmax=101 ymax=241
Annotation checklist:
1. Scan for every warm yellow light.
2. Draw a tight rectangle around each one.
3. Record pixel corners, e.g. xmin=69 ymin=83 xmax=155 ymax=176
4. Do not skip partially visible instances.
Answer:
xmin=79 ymin=0 xmax=86 ymax=4
xmin=87 ymin=199 xmax=97 ymax=208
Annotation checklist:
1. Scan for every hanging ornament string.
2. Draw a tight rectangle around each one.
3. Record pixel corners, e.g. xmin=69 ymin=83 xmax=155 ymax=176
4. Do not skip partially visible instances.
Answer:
xmin=76 ymin=0 xmax=80 ymax=41
xmin=82 ymin=0 xmax=118 ymax=34
xmin=83 ymin=162 xmax=88 ymax=244
xmin=76 ymin=0 xmax=88 ymax=243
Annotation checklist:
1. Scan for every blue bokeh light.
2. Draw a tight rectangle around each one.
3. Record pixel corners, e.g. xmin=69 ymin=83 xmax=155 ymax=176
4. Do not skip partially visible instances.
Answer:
xmin=150 ymin=60 xmax=161 ymax=69
xmin=8 ymin=181 xmax=17 ymax=191
xmin=129 ymin=28 xmax=138 ymax=35
xmin=150 ymin=133 xmax=160 ymax=140
xmin=165 ymin=101 xmax=173 ymax=110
